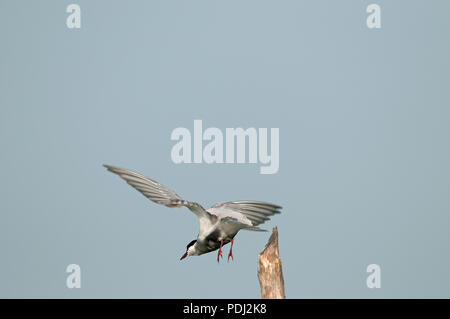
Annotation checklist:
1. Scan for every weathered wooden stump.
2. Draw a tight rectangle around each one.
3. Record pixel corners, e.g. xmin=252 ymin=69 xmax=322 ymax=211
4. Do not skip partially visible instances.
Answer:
xmin=257 ymin=227 xmax=286 ymax=299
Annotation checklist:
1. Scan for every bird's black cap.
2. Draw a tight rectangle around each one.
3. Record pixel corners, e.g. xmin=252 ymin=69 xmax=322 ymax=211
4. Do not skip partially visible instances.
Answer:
xmin=186 ymin=239 xmax=197 ymax=249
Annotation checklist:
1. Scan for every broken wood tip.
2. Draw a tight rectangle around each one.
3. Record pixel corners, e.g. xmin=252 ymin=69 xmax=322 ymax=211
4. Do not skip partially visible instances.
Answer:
xmin=257 ymin=226 xmax=286 ymax=299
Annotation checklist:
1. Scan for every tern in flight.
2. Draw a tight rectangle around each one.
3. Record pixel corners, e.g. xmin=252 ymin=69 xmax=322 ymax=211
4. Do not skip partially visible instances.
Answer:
xmin=104 ymin=165 xmax=281 ymax=262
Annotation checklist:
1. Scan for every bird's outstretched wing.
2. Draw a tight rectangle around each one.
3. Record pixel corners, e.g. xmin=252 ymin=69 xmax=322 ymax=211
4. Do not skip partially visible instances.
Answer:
xmin=220 ymin=217 xmax=268 ymax=234
xmin=104 ymin=164 xmax=212 ymax=221
xmin=210 ymin=201 xmax=281 ymax=226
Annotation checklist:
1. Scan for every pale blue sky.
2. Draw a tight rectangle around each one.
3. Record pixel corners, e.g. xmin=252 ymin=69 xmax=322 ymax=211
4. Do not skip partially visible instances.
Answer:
xmin=1 ymin=1 xmax=449 ymax=298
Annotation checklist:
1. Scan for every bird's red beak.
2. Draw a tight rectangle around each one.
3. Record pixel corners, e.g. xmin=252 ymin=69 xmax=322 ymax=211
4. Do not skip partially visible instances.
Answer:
xmin=180 ymin=252 xmax=188 ymax=260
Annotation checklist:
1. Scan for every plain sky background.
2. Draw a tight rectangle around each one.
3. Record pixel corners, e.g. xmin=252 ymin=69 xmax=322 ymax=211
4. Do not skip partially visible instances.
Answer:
xmin=1 ymin=1 xmax=449 ymax=298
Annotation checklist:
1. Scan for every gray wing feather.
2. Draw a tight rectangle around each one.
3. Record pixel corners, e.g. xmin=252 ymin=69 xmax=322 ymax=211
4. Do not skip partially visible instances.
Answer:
xmin=104 ymin=164 xmax=211 ymax=220
xmin=221 ymin=217 xmax=268 ymax=233
xmin=211 ymin=200 xmax=281 ymax=226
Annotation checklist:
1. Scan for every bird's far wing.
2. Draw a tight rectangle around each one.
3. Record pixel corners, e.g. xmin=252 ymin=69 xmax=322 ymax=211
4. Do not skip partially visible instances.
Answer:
xmin=220 ymin=217 xmax=268 ymax=233
xmin=104 ymin=164 xmax=212 ymax=221
xmin=211 ymin=201 xmax=281 ymax=226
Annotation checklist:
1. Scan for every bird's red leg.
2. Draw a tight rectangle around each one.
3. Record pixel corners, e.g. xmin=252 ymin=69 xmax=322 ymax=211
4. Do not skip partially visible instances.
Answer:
xmin=228 ymin=239 xmax=234 ymax=261
xmin=217 ymin=240 xmax=224 ymax=263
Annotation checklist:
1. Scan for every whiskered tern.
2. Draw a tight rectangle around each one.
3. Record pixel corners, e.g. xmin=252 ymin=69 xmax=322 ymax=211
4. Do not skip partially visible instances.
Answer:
xmin=104 ymin=164 xmax=281 ymax=262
